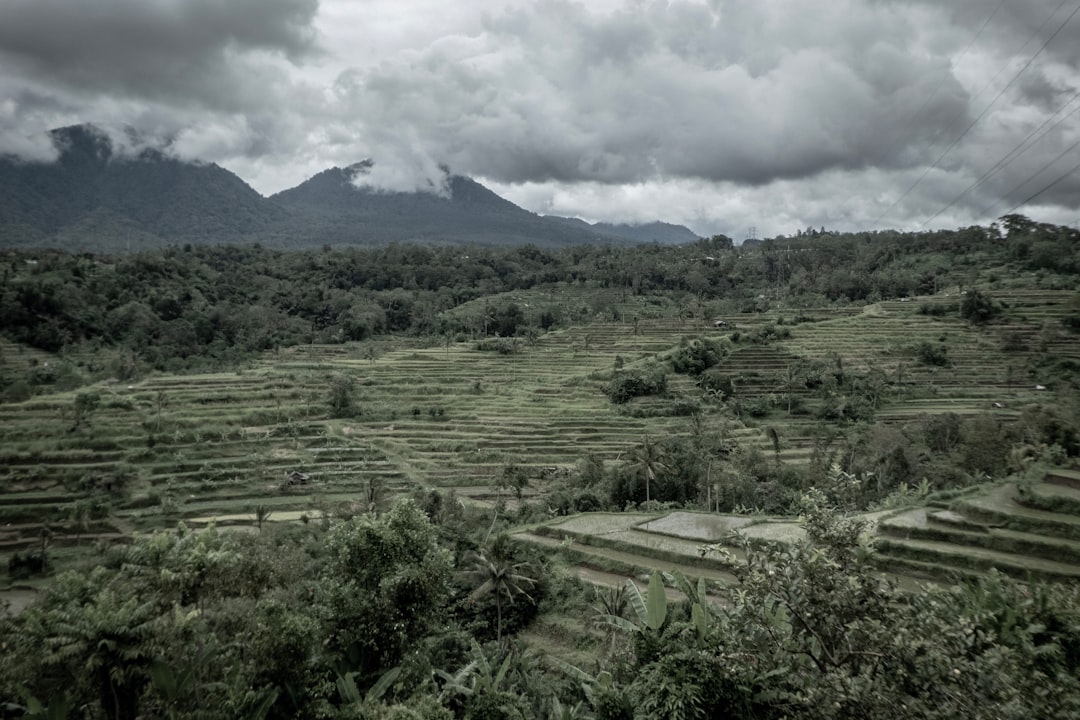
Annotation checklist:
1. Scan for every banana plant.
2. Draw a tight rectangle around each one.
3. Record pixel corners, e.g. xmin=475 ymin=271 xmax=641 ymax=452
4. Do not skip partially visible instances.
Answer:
xmin=436 ymin=641 xmax=516 ymax=703
xmin=336 ymin=665 xmax=401 ymax=706
xmin=548 ymin=654 xmax=616 ymax=711
xmin=662 ymin=571 xmax=726 ymax=643
xmin=549 ymin=694 xmax=593 ymax=719
xmin=594 ymin=572 xmax=667 ymax=634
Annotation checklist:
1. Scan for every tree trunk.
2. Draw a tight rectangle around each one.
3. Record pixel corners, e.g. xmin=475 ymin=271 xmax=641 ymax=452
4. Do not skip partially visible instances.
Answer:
xmin=495 ymin=595 xmax=503 ymax=642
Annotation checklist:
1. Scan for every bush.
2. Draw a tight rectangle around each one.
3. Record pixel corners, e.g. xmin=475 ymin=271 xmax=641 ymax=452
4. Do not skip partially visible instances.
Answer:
xmin=743 ymin=395 xmax=775 ymax=418
xmin=745 ymin=323 xmax=791 ymax=345
xmin=915 ymin=341 xmax=949 ymax=366
xmin=473 ymin=337 xmax=519 ymax=355
xmin=918 ymin=302 xmax=957 ymax=317
xmin=1062 ymin=295 xmax=1080 ymax=331
xmin=960 ymin=289 xmax=1001 ymax=323
xmin=7 ymin=551 xmax=46 ymax=579
xmin=328 ymin=373 xmax=358 ymax=417
xmin=605 ymin=363 xmax=668 ymax=404
xmin=669 ymin=337 xmax=727 ymax=375
xmin=1000 ymin=330 xmax=1027 ymax=351
xmin=699 ymin=368 xmax=736 ymax=398
xmin=3 ymin=379 xmax=32 ymax=403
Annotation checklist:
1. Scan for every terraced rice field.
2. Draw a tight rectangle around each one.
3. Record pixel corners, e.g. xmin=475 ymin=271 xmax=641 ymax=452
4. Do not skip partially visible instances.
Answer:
xmin=512 ymin=468 xmax=1080 ymax=603
xmin=872 ymin=468 xmax=1080 ymax=583
xmin=1 ymin=287 xmax=1078 ymax=598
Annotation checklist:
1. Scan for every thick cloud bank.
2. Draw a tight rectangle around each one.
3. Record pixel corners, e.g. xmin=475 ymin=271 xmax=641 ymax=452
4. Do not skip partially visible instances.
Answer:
xmin=1 ymin=0 xmax=1078 ymax=237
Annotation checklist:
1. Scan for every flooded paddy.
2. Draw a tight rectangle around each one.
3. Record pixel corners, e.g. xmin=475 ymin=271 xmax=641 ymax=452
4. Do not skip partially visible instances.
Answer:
xmin=639 ymin=512 xmax=757 ymax=541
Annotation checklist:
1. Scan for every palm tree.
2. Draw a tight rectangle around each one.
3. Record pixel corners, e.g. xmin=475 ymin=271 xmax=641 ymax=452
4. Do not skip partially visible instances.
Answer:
xmin=69 ymin=500 xmax=92 ymax=546
xmin=254 ymin=504 xmax=272 ymax=532
xmin=629 ymin=434 xmax=669 ymax=504
xmin=463 ymin=540 xmax=537 ymax=642
xmin=765 ymin=426 xmax=782 ymax=468
xmin=363 ymin=475 xmax=387 ymax=515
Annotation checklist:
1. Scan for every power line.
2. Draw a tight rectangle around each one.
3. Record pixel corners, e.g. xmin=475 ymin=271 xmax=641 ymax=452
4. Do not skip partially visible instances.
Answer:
xmin=883 ymin=0 xmax=1079 ymax=226
xmin=989 ymin=138 xmax=1080 ymax=216
xmin=873 ymin=0 xmax=1078 ymax=227
xmin=871 ymin=0 xmax=1007 ymax=167
xmin=920 ymin=88 xmax=1080 ymax=226
xmin=998 ymin=153 xmax=1080 ymax=216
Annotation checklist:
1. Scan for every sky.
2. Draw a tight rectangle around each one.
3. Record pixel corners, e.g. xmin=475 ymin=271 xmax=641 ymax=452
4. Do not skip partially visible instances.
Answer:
xmin=1 ymin=0 xmax=1079 ymax=240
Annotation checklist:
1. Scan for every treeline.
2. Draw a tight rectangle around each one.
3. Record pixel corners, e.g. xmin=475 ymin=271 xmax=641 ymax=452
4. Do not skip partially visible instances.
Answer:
xmin=543 ymin=401 xmax=1080 ymax=518
xmin=1 ymin=215 xmax=1077 ymax=380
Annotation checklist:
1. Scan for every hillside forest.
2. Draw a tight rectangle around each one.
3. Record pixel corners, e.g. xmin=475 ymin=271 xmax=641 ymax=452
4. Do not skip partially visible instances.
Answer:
xmin=1 ymin=215 xmax=1080 ymax=719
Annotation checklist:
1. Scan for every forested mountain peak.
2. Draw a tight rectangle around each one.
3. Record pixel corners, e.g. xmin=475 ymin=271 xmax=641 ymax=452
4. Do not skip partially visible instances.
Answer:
xmin=274 ymin=160 xmax=534 ymax=216
xmin=48 ymin=123 xmax=113 ymax=168
xmin=272 ymin=161 xmax=630 ymax=247
xmin=0 ymin=123 xmax=286 ymax=251
xmin=1 ymin=124 xmax=684 ymax=251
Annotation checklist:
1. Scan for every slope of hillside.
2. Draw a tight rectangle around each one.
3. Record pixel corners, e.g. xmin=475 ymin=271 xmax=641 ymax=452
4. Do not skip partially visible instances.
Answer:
xmin=546 ymin=216 xmax=700 ymax=244
xmin=593 ymin=220 xmax=700 ymax=244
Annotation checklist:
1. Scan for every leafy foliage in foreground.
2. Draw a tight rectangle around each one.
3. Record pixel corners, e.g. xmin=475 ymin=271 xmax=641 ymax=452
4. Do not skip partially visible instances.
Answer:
xmin=608 ymin=492 xmax=1080 ymax=719
xmin=2 ymin=493 xmax=1079 ymax=719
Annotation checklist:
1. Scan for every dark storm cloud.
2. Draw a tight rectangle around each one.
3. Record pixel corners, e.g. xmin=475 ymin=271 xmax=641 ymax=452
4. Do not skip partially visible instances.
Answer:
xmin=0 ymin=0 xmax=1076 ymax=235
xmin=0 ymin=0 xmax=319 ymax=111
xmin=335 ymin=0 xmax=971 ymax=189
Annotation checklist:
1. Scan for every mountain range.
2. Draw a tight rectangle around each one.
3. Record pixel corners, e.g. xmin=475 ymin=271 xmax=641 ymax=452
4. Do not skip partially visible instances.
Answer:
xmin=0 ymin=124 xmax=701 ymax=252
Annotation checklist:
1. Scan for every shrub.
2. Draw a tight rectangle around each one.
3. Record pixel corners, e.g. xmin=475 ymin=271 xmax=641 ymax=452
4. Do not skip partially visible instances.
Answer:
xmin=960 ymin=288 xmax=1001 ymax=323
xmin=669 ymin=337 xmax=727 ymax=375
xmin=915 ymin=341 xmax=949 ymax=366
xmin=3 ymin=379 xmax=32 ymax=403
xmin=1063 ymin=295 xmax=1080 ymax=331
xmin=918 ymin=302 xmax=957 ymax=317
xmin=474 ymin=337 xmax=519 ymax=355
xmin=328 ymin=373 xmax=357 ymax=417
xmin=699 ymin=369 xmax=736 ymax=398
xmin=743 ymin=395 xmax=775 ymax=418
xmin=605 ymin=363 xmax=668 ymax=404
xmin=745 ymin=323 xmax=791 ymax=345
xmin=1000 ymin=331 xmax=1027 ymax=351
xmin=572 ymin=489 xmax=604 ymax=512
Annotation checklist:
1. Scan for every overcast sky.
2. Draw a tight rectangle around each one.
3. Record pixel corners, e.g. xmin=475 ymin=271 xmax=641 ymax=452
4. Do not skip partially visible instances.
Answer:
xmin=2 ymin=0 xmax=1079 ymax=239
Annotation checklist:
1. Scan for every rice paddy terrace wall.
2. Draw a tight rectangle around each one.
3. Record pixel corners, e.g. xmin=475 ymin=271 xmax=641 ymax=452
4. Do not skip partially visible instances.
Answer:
xmin=877 ymin=468 xmax=1080 ymax=583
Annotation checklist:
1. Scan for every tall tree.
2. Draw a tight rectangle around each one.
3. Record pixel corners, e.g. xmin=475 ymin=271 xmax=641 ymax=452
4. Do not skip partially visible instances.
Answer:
xmin=462 ymin=538 xmax=537 ymax=643
xmin=318 ymin=500 xmax=453 ymax=679
xmin=629 ymin=434 xmax=670 ymax=504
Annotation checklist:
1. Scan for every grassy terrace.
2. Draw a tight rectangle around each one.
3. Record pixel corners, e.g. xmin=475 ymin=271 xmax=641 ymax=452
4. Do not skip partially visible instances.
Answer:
xmin=875 ymin=471 xmax=1080 ymax=582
